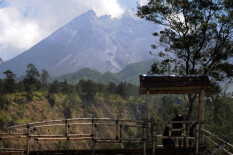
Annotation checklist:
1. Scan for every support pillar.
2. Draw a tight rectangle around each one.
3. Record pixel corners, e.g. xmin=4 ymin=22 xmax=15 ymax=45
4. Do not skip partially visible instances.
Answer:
xmin=199 ymin=90 xmax=205 ymax=150
xmin=143 ymin=122 xmax=147 ymax=155
xmin=26 ymin=124 xmax=30 ymax=155
xmin=147 ymin=90 xmax=151 ymax=148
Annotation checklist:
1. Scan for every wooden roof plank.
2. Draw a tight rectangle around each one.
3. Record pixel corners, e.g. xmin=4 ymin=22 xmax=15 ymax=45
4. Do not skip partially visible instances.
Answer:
xmin=139 ymin=75 xmax=209 ymax=94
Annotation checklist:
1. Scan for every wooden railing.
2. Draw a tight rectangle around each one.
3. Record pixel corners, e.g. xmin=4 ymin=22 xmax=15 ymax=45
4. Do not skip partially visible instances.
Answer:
xmin=202 ymin=129 xmax=233 ymax=155
xmin=1 ymin=118 xmax=145 ymax=155
xmin=151 ymin=121 xmax=199 ymax=154
xmin=1 ymin=118 xmax=233 ymax=155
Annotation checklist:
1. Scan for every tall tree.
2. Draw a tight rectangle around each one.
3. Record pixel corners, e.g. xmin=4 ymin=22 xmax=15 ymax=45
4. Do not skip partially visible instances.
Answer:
xmin=3 ymin=70 xmax=16 ymax=94
xmin=41 ymin=69 xmax=49 ymax=91
xmin=24 ymin=64 xmax=40 ymax=95
xmin=137 ymin=0 xmax=233 ymax=120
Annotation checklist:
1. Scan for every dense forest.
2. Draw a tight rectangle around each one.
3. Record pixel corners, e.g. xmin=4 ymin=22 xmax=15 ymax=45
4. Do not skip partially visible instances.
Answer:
xmin=0 ymin=64 xmax=232 ymax=150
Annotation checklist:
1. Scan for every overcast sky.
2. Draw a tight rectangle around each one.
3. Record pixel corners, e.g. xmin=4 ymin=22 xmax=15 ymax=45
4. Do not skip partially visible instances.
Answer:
xmin=0 ymin=0 xmax=148 ymax=61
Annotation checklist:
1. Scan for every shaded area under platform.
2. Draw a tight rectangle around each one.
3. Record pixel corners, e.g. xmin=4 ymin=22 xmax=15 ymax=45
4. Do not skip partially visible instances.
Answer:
xmin=29 ymin=147 xmax=195 ymax=155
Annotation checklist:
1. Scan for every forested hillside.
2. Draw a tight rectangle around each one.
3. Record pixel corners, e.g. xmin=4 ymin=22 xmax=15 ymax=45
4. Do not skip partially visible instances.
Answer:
xmin=0 ymin=64 xmax=232 ymax=149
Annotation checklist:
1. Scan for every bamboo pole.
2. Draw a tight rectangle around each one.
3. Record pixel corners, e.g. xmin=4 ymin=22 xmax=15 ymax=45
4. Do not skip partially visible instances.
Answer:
xmin=195 ymin=123 xmax=200 ymax=154
xmin=0 ymin=138 xmax=2 ymax=149
xmin=0 ymin=150 xmax=25 ymax=154
xmin=116 ymin=119 xmax=119 ymax=140
xmin=155 ymin=135 xmax=195 ymax=140
xmin=29 ymin=135 xmax=92 ymax=138
xmin=67 ymin=134 xmax=92 ymax=137
xmin=183 ymin=123 xmax=187 ymax=147
xmin=168 ymin=122 xmax=172 ymax=137
xmin=143 ymin=122 xmax=147 ymax=155
xmin=147 ymin=90 xmax=151 ymax=147
xmin=120 ymin=124 xmax=122 ymax=143
xmin=0 ymin=148 xmax=26 ymax=151
xmin=200 ymin=90 xmax=205 ymax=148
xmin=121 ymin=124 xmax=143 ymax=128
xmin=0 ymin=133 xmax=26 ymax=136
xmin=152 ymin=123 xmax=156 ymax=155
xmin=35 ymin=137 xmax=92 ymax=141
xmin=92 ymin=119 xmax=95 ymax=155
xmin=65 ymin=119 xmax=70 ymax=137
xmin=26 ymin=124 xmax=30 ymax=155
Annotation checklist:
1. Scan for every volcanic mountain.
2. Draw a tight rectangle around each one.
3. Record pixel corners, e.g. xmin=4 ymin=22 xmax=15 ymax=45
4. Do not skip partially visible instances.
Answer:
xmin=0 ymin=10 xmax=158 ymax=77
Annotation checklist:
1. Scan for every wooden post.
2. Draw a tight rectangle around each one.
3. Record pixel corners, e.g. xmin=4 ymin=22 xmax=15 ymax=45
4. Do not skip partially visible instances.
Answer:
xmin=147 ymin=90 xmax=151 ymax=147
xmin=0 ymin=138 xmax=1 ymax=154
xmin=65 ymin=119 xmax=70 ymax=136
xmin=92 ymin=119 xmax=96 ymax=155
xmin=120 ymin=124 xmax=122 ymax=142
xmin=168 ymin=122 xmax=172 ymax=137
xmin=66 ymin=119 xmax=70 ymax=150
xmin=26 ymin=124 xmax=30 ymax=155
xmin=183 ymin=122 xmax=187 ymax=147
xmin=35 ymin=139 xmax=39 ymax=151
xmin=152 ymin=123 xmax=156 ymax=155
xmin=195 ymin=123 xmax=200 ymax=154
xmin=143 ymin=122 xmax=147 ymax=155
xmin=0 ymin=138 xmax=2 ymax=148
xmin=199 ymin=90 xmax=205 ymax=150
xmin=116 ymin=119 xmax=119 ymax=140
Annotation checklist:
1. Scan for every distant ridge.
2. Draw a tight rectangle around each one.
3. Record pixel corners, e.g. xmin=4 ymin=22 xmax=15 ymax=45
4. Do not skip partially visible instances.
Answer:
xmin=55 ymin=59 xmax=156 ymax=85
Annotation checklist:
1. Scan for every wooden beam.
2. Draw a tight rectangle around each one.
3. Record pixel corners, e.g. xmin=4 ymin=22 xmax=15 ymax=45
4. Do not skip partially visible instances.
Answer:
xmin=140 ymin=86 xmax=205 ymax=94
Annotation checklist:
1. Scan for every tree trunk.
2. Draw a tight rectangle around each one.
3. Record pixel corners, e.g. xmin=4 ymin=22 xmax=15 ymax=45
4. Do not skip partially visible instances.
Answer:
xmin=186 ymin=94 xmax=197 ymax=121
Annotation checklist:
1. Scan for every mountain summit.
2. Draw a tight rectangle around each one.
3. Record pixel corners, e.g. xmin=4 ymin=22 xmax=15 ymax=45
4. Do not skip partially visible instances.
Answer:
xmin=0 ymin=10 xmax=157 ymax=77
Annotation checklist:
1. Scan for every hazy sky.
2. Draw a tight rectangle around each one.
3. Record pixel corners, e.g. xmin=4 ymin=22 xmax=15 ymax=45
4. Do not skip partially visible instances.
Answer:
xmin=0 ymin=0 xmax=148 ymax=61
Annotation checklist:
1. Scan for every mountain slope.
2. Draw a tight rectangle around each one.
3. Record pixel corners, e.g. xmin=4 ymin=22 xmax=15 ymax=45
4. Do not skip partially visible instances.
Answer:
xmin=56 ymin=59 xmax=155 ymax=85
xmin=0 ymin=10 xmax=158 ymax=77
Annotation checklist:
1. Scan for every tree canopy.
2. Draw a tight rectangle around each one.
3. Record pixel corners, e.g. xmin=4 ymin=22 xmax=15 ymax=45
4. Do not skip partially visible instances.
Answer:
xmin=137 ymin=0 xmax=233 ymax=120
xmin=137 ymin=0 xmax=233 ymax=79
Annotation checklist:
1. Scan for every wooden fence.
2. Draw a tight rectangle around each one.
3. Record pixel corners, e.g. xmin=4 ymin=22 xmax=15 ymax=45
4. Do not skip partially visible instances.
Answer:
xmin=0 ymin=118 xmax=233 ymax=155
xmin=1 ymin=118 xmax=145 ymax=154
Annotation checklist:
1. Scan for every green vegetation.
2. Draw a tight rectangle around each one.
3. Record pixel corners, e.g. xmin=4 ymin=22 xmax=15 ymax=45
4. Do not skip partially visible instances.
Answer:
xmin=0 ymin=63 xmax=232 ymax=150
xmin=55 ymin=59 xmax=155 ymax=85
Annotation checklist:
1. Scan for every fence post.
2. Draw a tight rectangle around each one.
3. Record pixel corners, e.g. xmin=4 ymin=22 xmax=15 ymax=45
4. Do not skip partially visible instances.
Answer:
xmin=183 ymin=122 xmax=187 ymax=147
xmin=116 ymin=119 xmax=119 ymax=140
xmin=65 ymin=119 xmax=70 ymax=137
xmin=33 ymin=127 xmax=38 ymax=151
xmin=143 ymin=122 xmax=147 ymax=155
xmin=92 ymin=119 xmax=96 ymax=155
xmin=26 ymin=124 xmax=30 ymax=155
xmin=120 ymin=123 xmax=122 ymax=143
xmin=147 ymin=90 xmax=151 ymax=147
xmin=152 ymin=123 xmax=156 ymax=155
xmin=0 ymin=137 xmax=2 ymax=148
xmin=195 ymin=123 xmax=200 ymax=154
xmin=0 ymin=138 xmax=1 ymax=154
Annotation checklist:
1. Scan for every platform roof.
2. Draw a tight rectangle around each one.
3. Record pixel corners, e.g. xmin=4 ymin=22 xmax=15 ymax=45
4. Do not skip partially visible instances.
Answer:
xmin=139 ymin=75 xmax=210 ymax=94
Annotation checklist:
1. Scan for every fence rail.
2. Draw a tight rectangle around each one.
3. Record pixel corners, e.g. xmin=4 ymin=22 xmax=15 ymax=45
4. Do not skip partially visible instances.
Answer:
xmin=0 ymin=118 xmax=232 ymax=155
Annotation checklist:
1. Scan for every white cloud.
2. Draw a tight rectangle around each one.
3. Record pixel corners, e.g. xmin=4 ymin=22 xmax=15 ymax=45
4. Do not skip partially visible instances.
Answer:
xmin=139 ymin=0 xmax=148 ymax=5
xmin=0 ymin=7 xmax=44 ymax=60
xmin=0 ymin=0 xmax=125 ymax=61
